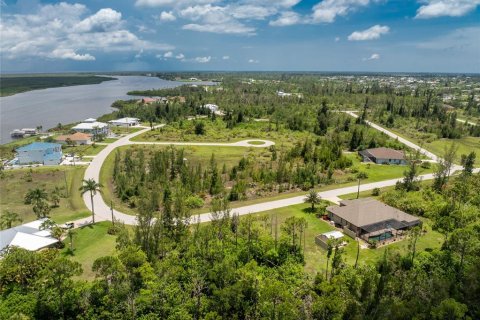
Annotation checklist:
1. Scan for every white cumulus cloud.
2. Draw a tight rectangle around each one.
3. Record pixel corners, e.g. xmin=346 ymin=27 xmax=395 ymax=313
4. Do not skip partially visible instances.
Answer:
xmin=269 ymin=11 xmax=301 ymax=26
xmin=363 ymin=53 xmax=380 ymax=60
xmin=222 ymin=55 xmax=230 ymax=60
xmin=176 ymin=53 xmax=185 ymax=59
xmin=194 ymin=56 xmax=211 ymax=63
xmin=76 ymin=8 xmax=123 ymax=32
xmin=248 ymin=59 xmax=259 ymax=63
xmin=348 ymin=25 xmax=390 ymax=41
xmin=415 ymin=0 xmax=480 ymax=19
xmin=50 ymin=48 xmax=95 ymax=61
xmin=138 ymin=1 xmax=303 ymax=35
xmin=164 ymin=51 xmax=173 ymax=58
xmin=0 ymin=2 xmax=173 ymax=62
xmin=159 ymin=11 xmax=177 ymax=22
xmin=312 ymin=0 xmax=376 ymax=23
xmin=180 ymin=4 xmax=256 ymax=35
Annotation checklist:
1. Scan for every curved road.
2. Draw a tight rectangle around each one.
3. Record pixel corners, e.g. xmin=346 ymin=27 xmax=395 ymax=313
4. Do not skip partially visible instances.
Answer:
xmin=77 ymin=116 xmax=477 ymax=227
xmin=78 ymin=126 xmax=275 ymax=226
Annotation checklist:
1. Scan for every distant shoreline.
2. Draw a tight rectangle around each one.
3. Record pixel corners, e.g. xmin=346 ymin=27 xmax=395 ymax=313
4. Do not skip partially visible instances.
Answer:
xmin=0 ymin=75 xmax=116 ymax=97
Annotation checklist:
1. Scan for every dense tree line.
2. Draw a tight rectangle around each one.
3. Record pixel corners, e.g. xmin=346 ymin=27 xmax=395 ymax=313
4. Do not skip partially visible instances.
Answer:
xmin=1 ymin=171 xmax=479 ymax=319
xmin=111 ymin=137 xmax=355 ymax=209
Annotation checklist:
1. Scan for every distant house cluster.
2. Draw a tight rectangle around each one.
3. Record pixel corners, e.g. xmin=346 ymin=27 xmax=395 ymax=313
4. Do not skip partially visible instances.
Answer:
xmin=10 ymin=128 xmax=38 ymax=138
xmin=202 ymin=103 xmax=224 ymax=116
xmin=277 ymin=91 xmax=303 ymax=98
xmin=139 ymin=96 xmax=186 ymax=104
xmin=108 ymin=117 xmax=140 ymax=127
xmin=0 ymin=219 xmax=59 ymax=253
xmin=16 ymin=142 xmax=63 ymax=165
xmin=327 ymin=198 xmax=422 ymax=243
xmin=56 ymin=132 xmax=93 ymax=145
xmin=72 ymin=118 xmax=109 ymax=136
xmin=359 ymin=147 xmax=406 ymax=165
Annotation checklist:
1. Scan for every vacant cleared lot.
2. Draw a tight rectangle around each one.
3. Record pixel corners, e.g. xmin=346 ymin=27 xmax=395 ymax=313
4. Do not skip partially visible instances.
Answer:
xmin=0 ymin=166 xmax=89 ymax=224
xmin=61 ymin=222 xmax=117 ymax=280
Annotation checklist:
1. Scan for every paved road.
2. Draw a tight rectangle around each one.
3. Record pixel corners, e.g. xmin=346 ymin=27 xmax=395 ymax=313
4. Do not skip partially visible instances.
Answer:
xmin=132 ymin=139 xmax=275 ymax=147
xmin=78 ymin=126 xmax=275 ymax=225
xmin=343 ymin=111 xmax=441 ymax=162
xmin=76 ymin=116 xmax=477 ymax=227
xmin=194 ymin=173 xmax=439 ymax=223
xmin=457 ymin=118 xmax=478 ymax=126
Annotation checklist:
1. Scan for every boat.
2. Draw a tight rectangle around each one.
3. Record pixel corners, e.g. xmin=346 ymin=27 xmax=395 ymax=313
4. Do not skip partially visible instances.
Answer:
xmin=21 ymin=128 xmax=38 ymax=135
xmin=10 ymin=129 xmax=25 ymax=138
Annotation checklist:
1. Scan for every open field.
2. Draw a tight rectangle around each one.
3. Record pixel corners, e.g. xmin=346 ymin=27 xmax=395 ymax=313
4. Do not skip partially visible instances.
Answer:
xmin=0 ymin=166 xmax=90 ymax=224
xmin=62 ymin=143 xmax=107 ymax=157
xmin=385 ymin=124 xmax=480 ymax=163
xmin=0 ymin=75 xmax=116 ymax=96
xmin=250 ymin=203 xmax=443 ymax=275
xmin=61 ymin=222 xmax=118 ymax=280
xmin=131 ymin=120 xmax=314 ymax=149
xmin=423 ymin=137 xmax=480 ymax=162
xmin=110 ymin=126 xmax=144 ymax=135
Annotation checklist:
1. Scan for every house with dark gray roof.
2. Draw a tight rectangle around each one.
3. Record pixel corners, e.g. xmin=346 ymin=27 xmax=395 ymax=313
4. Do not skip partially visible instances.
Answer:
xmin=326 ymin=198 xmax=421 ymax=243
xmin=359 ymin=147 xmax=406 ymax=165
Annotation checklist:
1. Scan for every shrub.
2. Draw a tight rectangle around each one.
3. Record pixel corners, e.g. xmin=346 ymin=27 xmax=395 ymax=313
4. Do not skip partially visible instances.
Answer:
xmin=421 ymin=161 xmax=431 ymax=169
xmin=185 ymin=196 xmax=204 ymax=209
xmin=107 ymin=224 xmax=121 ymax=235
xmin=372 ymin=188 xmax=381 ymax=196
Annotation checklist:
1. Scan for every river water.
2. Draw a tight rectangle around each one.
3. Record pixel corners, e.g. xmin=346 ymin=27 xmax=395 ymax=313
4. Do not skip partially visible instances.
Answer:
xmin=0 ymin=76 xmax=209 ymax=144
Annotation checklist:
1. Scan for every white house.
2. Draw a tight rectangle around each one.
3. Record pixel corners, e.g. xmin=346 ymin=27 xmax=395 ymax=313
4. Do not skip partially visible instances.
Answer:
xmin=203 ymin=103 xmax=219 ymax=112
xmin=0 ymin=219 xmax=59 ymax=253
xmin=72 ymin=121 xmax=109 ymax=136
xmin=108 ymin=117 xmax=140 ymax=127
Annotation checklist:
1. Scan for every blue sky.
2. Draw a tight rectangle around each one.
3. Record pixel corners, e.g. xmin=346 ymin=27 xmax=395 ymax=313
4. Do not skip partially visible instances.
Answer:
xmin=1 ymin=0 xmax=479 ymax=73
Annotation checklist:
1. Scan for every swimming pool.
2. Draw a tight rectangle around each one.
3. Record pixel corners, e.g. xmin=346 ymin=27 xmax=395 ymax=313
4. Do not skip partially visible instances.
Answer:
xmin=369 ymin=231 xmax=393 ymax=242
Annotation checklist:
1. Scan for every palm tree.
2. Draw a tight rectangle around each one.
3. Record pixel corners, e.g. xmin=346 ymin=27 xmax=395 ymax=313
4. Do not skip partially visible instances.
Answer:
xmin=25 ymin=188 xmax=51 ymax=218
xmin=304 ymin=189 xmax=321 ymax=212
xmin=51 ymin=225 xmax=65 ymax=242
xmin=79 ymin=179 xmax=103 ymax=224
xmin=24 ymin=188 xmax=48 ymax=205
xmin=0 ymin=211 xmax=22 ymax=229
xmin=67 ymin=229 xmax=76 ymax=252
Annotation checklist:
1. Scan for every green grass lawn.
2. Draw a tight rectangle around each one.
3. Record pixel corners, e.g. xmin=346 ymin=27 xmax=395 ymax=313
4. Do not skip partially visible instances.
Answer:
xmin=0 ymin=166 xmax=90 ymax=225
xmin=423 ymin=137 xmax=480 ymax=163
xmin=346 ymin=152 xmax=433 ymax=181
xmin=102 ymin=138 xmax=119 ymax=143
xmin=250 ymin=203 xmax=443 ymax=275
xmin=385 ymin=124 xmax=479 ymax=164
xmin=247 ymin=140 xmax=266 ymax=145
xmin=62 ymin=143 xmax=107 ymax=157
xmin=110 ymin=126 xmax=143 ymax=135
xmin=131 ymin=119 xmax=314 ymax=149
xmin=61 ymin=222 xmax=117 ymax=280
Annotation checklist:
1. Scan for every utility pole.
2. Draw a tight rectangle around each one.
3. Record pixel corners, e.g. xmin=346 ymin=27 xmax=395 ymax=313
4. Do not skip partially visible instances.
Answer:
xmin=357 ymin=178 xmax=361 ymax=199
xmin=63 ymin=170 xmax=69 ymax=197
xmin=110 ymin=200 xmax=115 ymax=226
